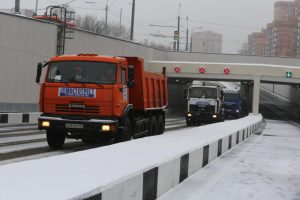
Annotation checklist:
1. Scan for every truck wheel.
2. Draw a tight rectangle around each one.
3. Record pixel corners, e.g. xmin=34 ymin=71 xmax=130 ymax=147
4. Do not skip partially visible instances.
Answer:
xmin=149 ymin=116 xmax=158 ymax=136
xmin=186 ymin=121 xmax=192 ymax=126
xmin=82 ymin=138 xmax=97 ymax=144
xmin=124 ymin=118 xmax=133 ymax=141
xmin=157 ymin=115 xmax=165 ymax=135
xmin=46 ymin=130 xmax=65 ymax=149
xmin=116 ymin=118 xmax=133 ymax=142
xmin=219 ymin=115 xmax=225 ymax=122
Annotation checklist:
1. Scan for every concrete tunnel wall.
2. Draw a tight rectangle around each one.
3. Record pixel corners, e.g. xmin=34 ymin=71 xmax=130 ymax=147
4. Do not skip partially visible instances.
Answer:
xmin=0 ymin=12 xmax=299 ymax=112
xmin=0 ymin=12 xmax=168 ymax=112
xmin=261 ymin=83 xmax=300 ymax=107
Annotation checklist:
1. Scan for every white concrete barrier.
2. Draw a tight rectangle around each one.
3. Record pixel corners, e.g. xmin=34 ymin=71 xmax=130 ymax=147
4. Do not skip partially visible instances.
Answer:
xmin=0 ymin=112 xmax=40 ymax=125
xmin=0 ymin=115 xmax=263 ymax=200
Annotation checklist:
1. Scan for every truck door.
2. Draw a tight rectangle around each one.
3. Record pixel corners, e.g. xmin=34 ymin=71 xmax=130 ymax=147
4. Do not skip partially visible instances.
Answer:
xmin=116 ymin=67 xmax=129 ymax=114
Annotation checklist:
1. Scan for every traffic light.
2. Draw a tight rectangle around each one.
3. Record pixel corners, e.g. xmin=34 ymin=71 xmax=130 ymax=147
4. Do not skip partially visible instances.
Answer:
xmin=286 ymin=71 xmax=293 ymax=78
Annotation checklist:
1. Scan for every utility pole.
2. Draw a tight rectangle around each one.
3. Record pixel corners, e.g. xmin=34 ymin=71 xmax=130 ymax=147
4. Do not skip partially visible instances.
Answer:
xmin=105 ymin=0 xmax=108 ymax=35
xmin=15 ymin=0 xmax=20 ymax=13
xmin=186 ymin=16 xmax=189 ymax=51
xmin=35 ymin=0 xmax=38 ymax=14
xmin=119 ymin=8 xmax=122 ymax=34
xmin=130 ymin=0 xmax=135 ymax=40
xmin=177 ymin=3 xmax=181 ymax=51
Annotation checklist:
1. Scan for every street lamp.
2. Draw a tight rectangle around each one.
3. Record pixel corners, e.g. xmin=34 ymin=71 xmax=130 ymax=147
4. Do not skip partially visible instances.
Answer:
xmin=35 ymin=0 xmax=38 ymax=14
xmin=190 ymin=27 xmax=203 ymax=52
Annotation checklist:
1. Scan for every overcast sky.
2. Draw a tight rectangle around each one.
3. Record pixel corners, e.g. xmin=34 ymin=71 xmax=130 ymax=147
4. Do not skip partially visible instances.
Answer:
xmin=0 ymin=0 xmax=286 ymax=53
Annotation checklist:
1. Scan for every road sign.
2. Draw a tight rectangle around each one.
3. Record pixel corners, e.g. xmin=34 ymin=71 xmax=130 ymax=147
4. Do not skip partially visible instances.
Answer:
xmin=286 ymin=71 xmax=293 ymax=78
xmin=224 ymin=67 xmax=230 ymax=75
xmin=174 ymin=66 xmax=181 ymax=73
xmin=199 ymin=67 xmax=206 ymax=74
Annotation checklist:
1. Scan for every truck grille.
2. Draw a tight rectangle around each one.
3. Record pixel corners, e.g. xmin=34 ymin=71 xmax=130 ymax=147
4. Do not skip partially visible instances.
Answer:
xmin=190 ymin=105 xmax=215 ymax=113
xmin=56 ymin=104 xmax=100 ymax=114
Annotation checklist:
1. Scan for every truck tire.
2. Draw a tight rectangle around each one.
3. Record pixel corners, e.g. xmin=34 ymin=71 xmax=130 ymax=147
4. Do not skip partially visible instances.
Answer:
xmin=46 ymin=130 xmax=66 ymax=149
xmin=81 ymin=138 xmax=97 ymax=144
xmin=116 ymin=118 xmax=133 ymax=142
xmin=157 ymin=114 xmax=165 ymax=135
xmin=149 ymin=116 xmax=158 ymax=136
xmin=124 ymin=118 xmax=133 ymax=141
xmin=186 ymin=120 xmax=192 ymax=126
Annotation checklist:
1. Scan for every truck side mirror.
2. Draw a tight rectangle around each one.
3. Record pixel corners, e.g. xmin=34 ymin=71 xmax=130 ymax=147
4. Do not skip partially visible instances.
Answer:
xmin=128 ymin=65 xmax=134 ymax=80
xmin=36 ymin=62 xmax=43 ymax=84
xmin=127 ymin=65 xmax=135 ymax=88
xmin=127 ymin=80 xmax=135 ymax=88
xmin=220 ymin=90 xmax=224 ymax=98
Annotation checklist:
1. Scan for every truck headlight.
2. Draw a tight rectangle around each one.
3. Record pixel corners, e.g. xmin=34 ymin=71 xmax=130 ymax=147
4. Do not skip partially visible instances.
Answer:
xmin=212 ymin=114 xmax=217 ymax=118
xmin=236 ymin=110 xmax=240 ymax=113
xmin=101 ymin=125 xmax=111 ymax=131
xmin=42 ymin=121 xmax=50 ymax=127
xmin=187 ymin=113 xmax=192 ymax=117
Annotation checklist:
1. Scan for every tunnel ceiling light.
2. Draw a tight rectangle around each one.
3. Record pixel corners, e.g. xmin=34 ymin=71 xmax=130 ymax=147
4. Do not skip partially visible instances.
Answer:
xmin=174 ymin=66 xmax=181 ymax=73
xmin=199 ymin=67 xmax=206 ymax=74
xmin=224 ymin=67 xmax=230 ymax=75
xmin=286 ymin=71 xmax=293 ymax=78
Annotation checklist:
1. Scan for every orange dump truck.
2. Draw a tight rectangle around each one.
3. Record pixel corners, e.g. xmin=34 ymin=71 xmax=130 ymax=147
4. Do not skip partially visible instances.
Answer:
xmin=36 ymin=54 xmax=168 ymax=149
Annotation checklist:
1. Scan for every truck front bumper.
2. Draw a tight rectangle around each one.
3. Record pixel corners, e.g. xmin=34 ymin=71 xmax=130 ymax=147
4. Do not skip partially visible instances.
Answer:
xmin=38 ymin=116 xmax=118 ymax=135
xmin=224 ymin=109 xmax=241 ymax=119
xmin=186 ymin=112 xmax=220 ymax=122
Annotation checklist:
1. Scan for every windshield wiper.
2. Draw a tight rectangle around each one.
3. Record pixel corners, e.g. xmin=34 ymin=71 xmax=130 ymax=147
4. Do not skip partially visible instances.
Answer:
xmin=80 ymin=80 xmax=104 ymax=87
xmin=68 ymin=79 xmax=104 ymax=87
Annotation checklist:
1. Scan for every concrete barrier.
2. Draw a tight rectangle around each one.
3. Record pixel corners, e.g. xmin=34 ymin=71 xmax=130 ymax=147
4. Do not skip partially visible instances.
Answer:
xmin=0 ymin=112 xmax=40 ymax=125
xmin=0 ymin=115 xmax=263 ymax=200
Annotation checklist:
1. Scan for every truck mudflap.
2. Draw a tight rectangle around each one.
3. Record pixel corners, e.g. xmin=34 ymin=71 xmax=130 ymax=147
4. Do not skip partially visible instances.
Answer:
xmin=38 ymin=116 xmax=118 ymax=135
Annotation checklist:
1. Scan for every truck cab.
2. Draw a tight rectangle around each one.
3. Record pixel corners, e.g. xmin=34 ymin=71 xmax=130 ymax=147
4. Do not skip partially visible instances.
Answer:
xmin=222 ymin=88 xmax=242 ymax=119
xmin=185 ymin=84 xmax=224 ymax=126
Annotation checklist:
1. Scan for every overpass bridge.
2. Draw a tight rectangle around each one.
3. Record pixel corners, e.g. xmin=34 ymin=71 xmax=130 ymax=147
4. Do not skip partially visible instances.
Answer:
xmin=147 ymin=61 xmax=300 ymax=114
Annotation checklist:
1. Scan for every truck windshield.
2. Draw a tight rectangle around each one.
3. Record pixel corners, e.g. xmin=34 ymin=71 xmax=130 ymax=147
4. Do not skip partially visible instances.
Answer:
xmin=189 ymin=87 xmax=217 ymax=99
xmin=47 ymin=61 xmax=117 ymax=84
xmin=224 ymin=93 xmax=240 ymax=101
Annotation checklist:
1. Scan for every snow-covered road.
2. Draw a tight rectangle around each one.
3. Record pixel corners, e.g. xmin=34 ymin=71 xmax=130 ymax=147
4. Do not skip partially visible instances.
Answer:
xmin=0 ymin=115 xmax=188 ymax=164
xmin=158 ymin=119 xmax=300 ymax=200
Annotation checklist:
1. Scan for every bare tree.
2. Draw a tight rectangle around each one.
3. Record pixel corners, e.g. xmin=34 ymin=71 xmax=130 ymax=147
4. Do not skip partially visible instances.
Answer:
xmin=76 ymin=14 xmax=171 ymax=50
xmin=76 ymin=14 xmax=130 ymax=40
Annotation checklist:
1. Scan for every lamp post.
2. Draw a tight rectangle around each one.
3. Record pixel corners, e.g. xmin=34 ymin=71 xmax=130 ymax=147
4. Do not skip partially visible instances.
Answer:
xmin=190 ymin=27 xmax=203 ymax=52
xmin=15 ymin=0 xmax=20 ymax=13
xmin=35 ymin=0 xmax=38 ymax=14
xmin=130 ymin=0 xmax=135 ymax=40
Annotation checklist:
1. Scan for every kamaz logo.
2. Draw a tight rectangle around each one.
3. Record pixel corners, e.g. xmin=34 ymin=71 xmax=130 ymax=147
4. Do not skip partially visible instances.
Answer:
xmin=69 ymin=104 xmax=85 ymax=108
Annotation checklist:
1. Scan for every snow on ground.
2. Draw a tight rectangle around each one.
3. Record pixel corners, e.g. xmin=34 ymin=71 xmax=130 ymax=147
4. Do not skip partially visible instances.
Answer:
xmin=0 ymin=115 xmax=261 ymax=200
xmin=0 ymin=125 xmax=37 ymax=132
xmin=158 ymin=119 xmax=300 ymax=200
xmin=0 ymin=138 xmax=74 ymax=154
xmin=0 ymin=134 xmax=45 ymax=144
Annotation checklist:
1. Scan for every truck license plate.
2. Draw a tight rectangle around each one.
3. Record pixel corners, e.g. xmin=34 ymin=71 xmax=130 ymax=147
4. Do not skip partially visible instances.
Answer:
xmin=65 ymin=123 xmax=84 ymax=129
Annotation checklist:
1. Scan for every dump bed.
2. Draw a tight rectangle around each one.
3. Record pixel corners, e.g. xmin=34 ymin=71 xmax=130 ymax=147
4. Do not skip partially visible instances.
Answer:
xmin=125 ymin=57 xmax=168 ymax=111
